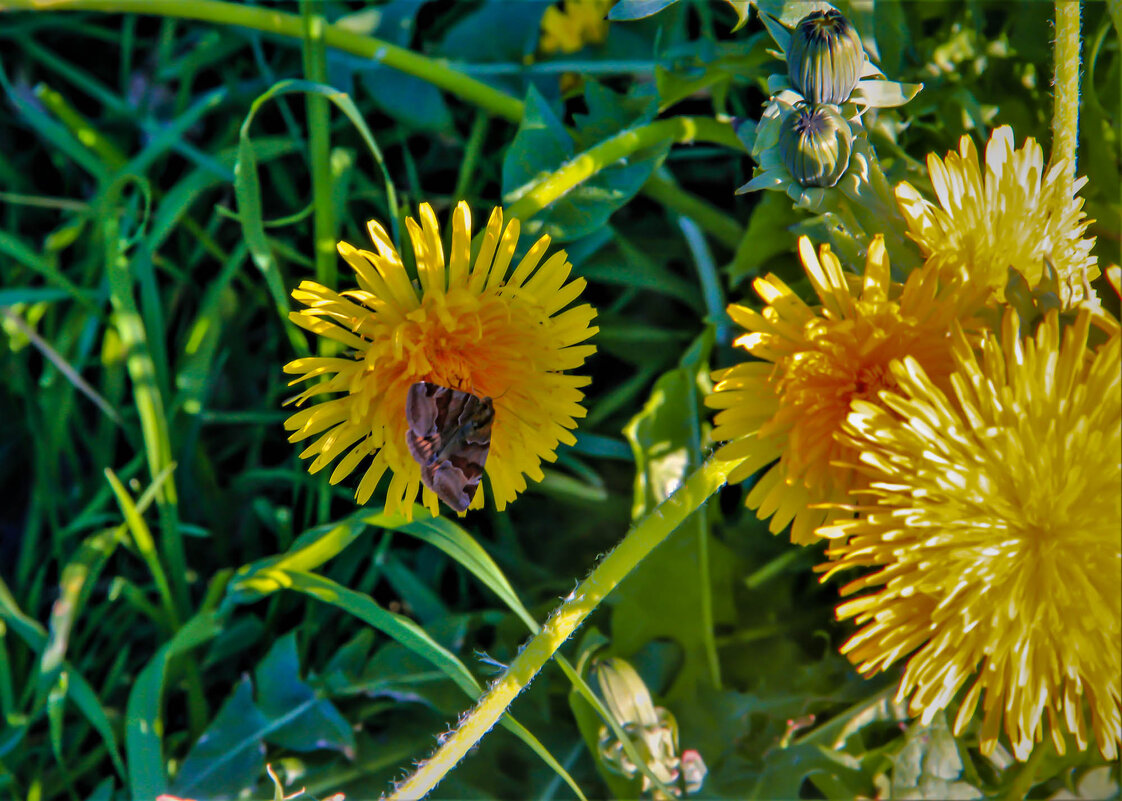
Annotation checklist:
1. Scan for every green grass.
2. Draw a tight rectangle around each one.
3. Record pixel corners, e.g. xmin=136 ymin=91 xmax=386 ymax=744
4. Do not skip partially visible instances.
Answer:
xmin=0 ymin=1 xmax=1118 ymax=799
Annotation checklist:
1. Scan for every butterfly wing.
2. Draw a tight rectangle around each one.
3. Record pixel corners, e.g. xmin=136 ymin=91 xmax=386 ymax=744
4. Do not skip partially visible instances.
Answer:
xmin=404 ymin=382 xmax=494 ymax=512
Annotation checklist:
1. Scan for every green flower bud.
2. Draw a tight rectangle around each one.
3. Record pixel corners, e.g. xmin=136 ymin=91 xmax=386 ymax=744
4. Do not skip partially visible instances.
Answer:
xmin=779 ymin=103 xmax=853 ymax=187
xmin=788 ymin=9 xmax=864 ymax=104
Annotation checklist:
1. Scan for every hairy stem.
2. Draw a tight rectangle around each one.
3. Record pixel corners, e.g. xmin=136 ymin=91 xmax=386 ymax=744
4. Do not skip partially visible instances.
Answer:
xmin=1050 ymin=0 xmax=1082 ymax=184
xmin=387 ymin=455 xmax=744 ymax=800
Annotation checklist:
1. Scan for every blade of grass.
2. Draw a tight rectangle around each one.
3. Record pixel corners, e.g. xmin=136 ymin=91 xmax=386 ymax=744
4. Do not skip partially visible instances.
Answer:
xmin=0 ymin=577 xmax=128 ymax=780
xmin=232 ymin=567 xmax=590 ymax=801
xmin=101 ymin=175 xmax=187 ymax=614
xmin=7 ymin=0 xmax=745 ymax=248
xmin=236 ymin=80 xmax=396 ymax=357
xmin=0 ymin=60 xmax=109 ymax=182
xmin=1 ymin=308 xmax=122 ymax=427
xmin=103 ymin=468 xmax=179 ymax=630
xmin=125 ymin=612 xmax=223 ymax=799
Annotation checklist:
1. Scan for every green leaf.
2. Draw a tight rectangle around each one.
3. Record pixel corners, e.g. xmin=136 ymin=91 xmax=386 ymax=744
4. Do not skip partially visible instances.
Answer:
xmin=439 ymin=0 xmax=553 ymax=64
xmin=235 ymin=79 xmax=396 ymax=354
xmin=573 ymin=82 xmax=658 ymax=148
xmin=0 ymin=287 xmax=84 ymax=305
xmin=613 ymin=351 xmax=743 ymax=700
xmin=754 ymin=0 xmax=835 ymax=27
xmin=0 ymin=577 xmax=127 ymax=779
xmin=502 ymin=85 xmax=574 ymax=195
xmin=624 ymin=368 xmax=697 ymax=519
xmin=255 ymin=628 xmax=352 ymax=753
xmin=728 ymin=190 xmax=802 ymax=286
xmin=872 ymin=0 xmax=911 ymax=78
xmin=608 ymin=0 xmax=682 ymax=21
xmin=375 ymin=513 xmax=539 ymax=632
xmin=322 ymin=629 xmax=377 ymax=691
xmin=254 ymin=632 xmax=355 ymax=755
xmin=503 ymin=84 xmax=670 ymax=241
xmin=171 ymin=677 xmax=268 ymax=799
xmin=362 ymin=69 xmax=454 ymax=132
xmin=751 ymin=743 xmax=868 ymax=799
xmin=230 ymin=567 xmax=588 ymax=801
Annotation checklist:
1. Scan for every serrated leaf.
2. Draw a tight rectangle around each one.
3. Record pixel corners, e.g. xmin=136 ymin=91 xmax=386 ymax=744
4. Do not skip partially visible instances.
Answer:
xmin=171 ymin=677 xmax=268 ymax=799
xmin=614 ymin=358 xmax=740 ymax=700
xmin=255 ymin=633 xmax=355 ymax=755
xmin=502 ymin=85 xmax=574 ymax=195
xmin=751 ymin=743 xmax=868 ymax=799
xmin=574 ymin=82 xmax=658 ymax=147
xmin=503 ymin=84 xmax=670 ymax=241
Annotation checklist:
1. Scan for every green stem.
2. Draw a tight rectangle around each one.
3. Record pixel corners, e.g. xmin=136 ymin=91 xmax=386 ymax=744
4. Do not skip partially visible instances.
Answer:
xmin=1001 ymin=743 xmax=1048 ymax=801
xmin=1050 ymin=0 xmax=1081 ymax=185
xmin=506 ymin=116 xmax=745 ymax=223
xmin=643 ymin=171 xmax=743 ymax=251
xmin=1 ymin=0 xmax=526 ymax=122
xmin=387 ymin=455 xmax=745 ymax=800
xmin=301 ymin=0 xmax=335 ymax=291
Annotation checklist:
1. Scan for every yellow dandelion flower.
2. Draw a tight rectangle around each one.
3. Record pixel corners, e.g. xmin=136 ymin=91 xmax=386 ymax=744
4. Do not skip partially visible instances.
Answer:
xmin=540 ymin=0 xmax=613 ymax=55
xmin=705 ymin=235 xmax=985 ymax=544
xmin=283 ymin=202 xmax=597 ymax=516
xmin=819 ymin=310 xmax=1121 ymax=761
xmin=896 ymin=125 xmax=1099 ymax=308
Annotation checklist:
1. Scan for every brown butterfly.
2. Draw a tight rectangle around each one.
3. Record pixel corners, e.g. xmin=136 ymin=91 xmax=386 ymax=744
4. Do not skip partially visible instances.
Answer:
xmin=404 ymin=381 xmax=495 ymax=513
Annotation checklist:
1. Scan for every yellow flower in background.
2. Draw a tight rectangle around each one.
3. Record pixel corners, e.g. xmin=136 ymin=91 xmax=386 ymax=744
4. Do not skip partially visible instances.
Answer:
xmin=705 ymin=236 xmax=985 ymax=544
xmin=819 ymin=310 xmax=1121 ymax=761
xmin=540 ymin=0 xmax=613 ymax=54
xmin=283 ymin=202 xmax=597 ymax=516
xmin=896 ymin=125 xmax=1099 ymax=308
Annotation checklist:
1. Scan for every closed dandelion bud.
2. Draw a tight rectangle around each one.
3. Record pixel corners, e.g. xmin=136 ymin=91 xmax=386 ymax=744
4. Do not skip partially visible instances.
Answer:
xmin=779 ymin=103 xmax=852 ymax=187
xmin=788 ymin=9 xmax=864 ymax=104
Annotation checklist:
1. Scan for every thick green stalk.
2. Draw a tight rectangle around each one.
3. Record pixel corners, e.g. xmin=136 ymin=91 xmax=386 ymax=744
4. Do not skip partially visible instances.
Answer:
xmin=1001 ymin=742 xmax=1047 ymax=801
xmin=643 ymin=171 xmax=743 ymax=251
xmin=387 ymin=455 xmax=745 ymax=800
xmin=1050 ymin=0 xmax=1081 ymax=185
